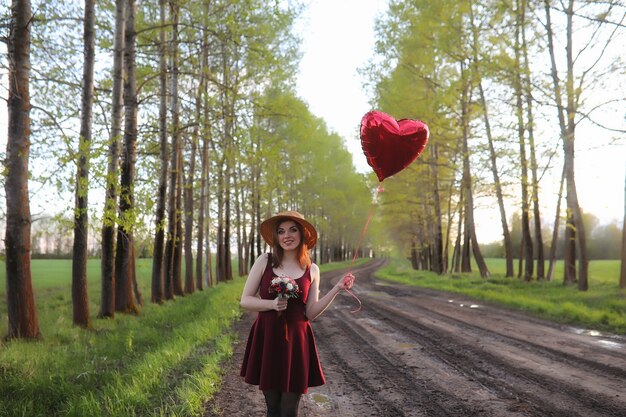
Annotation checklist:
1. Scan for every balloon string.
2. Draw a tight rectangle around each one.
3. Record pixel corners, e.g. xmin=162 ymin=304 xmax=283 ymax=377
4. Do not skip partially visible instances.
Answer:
xmin=344 ymin=182 xmax=383 ymax=313
xmin=343 ymin=287 xmax=362 ymax=313
xmin=350 ymin=199 xmax=376 ymax=268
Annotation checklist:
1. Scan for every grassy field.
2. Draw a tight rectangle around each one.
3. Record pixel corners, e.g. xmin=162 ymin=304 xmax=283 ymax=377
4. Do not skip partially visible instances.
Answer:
xmin=0 ymin=258 xmax=361 ymax=417
xmin=376 ymin=258 xmax=626 ymax=334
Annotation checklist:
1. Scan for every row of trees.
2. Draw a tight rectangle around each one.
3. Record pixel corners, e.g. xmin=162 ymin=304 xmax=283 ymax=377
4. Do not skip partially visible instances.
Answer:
xmin=21 ymin=209 xmax=626 ymax=261
xmin=365 ymin=0 xmax=625 ymax=286
xmin=3 ymin=0 xmax=372 ymax=339
xmin=481 ymin=212 xmax=626 ymax=261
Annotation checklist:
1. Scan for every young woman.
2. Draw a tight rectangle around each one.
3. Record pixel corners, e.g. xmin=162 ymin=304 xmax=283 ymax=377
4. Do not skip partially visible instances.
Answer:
xmin=240 ymin=211 xmax=354 ymax=417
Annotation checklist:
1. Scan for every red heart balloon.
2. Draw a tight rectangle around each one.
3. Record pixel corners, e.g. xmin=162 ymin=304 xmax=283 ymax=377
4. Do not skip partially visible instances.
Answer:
xmin=360 ymin=111 xmax=429 ymax=182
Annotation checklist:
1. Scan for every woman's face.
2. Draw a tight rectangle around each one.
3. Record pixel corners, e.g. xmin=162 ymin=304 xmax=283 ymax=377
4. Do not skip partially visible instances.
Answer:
xmin=276 ymin=220 xmax=301 ymax=251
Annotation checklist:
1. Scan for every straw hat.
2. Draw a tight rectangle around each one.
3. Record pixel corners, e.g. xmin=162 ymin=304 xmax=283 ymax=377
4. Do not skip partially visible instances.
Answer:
xmin=259 ymin=211 xmax=318 ymax=249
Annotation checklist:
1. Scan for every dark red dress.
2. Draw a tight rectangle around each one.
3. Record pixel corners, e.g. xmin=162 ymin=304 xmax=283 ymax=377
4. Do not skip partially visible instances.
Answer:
xmin=240 ymin=256 xmax=325 ymax=394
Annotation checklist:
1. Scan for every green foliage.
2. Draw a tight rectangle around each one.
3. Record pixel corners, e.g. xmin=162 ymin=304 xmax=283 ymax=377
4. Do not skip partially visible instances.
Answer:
xmin=377 ymin=258 xmax=626 ymax=334
xmin=251 ymin=87 xmax=373 ymax=251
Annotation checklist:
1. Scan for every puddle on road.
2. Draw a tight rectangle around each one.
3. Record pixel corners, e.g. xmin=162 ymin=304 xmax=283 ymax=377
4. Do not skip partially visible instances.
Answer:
xmin=307 ymin=393 xmax=332 ymax=409
xmin=574 ymin=328 xmax=602 ymax=337
xmin=596 ymin=340 xmax=624 ymax=349
xmin=448 ymin=299 xmax=480 ymax=309
xmin=570 ymin=327 xmax=625 ymax=350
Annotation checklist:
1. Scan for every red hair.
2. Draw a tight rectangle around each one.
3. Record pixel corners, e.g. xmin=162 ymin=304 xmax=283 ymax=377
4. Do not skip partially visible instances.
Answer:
xmin=270 ymin=221 xmax=312 ymax=269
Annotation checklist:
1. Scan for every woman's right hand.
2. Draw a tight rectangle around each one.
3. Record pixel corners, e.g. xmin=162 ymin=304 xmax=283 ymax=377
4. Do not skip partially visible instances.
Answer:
xmin=272 ymin=296 xmax=288 ymax=312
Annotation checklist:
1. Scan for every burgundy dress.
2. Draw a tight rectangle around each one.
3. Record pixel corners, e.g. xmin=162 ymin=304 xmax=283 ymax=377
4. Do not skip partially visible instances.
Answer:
xmin=240 ymin=255 xmax=325 ymax=394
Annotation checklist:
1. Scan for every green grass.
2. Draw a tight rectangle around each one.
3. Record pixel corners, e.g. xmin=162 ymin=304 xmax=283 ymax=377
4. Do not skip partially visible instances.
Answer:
xmin=0 ymin=257 xmax=361 ymax=417
xmin=376 ymin=258 xmax=626 ymax=334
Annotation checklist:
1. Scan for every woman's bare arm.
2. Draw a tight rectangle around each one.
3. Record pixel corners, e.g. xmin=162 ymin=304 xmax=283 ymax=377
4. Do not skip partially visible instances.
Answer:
xmin=240 ymin=254 xmax=286 ymax=312
xmin=305 ymin=265 xmax=353 ymax=321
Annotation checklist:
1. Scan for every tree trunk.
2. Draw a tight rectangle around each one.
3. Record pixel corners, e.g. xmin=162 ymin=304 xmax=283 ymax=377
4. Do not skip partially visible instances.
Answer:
xmin=423 ymin=246 xmax=431 ymax=271
xmin=5 ymin=0 xmax=41 ymax=339
xmin=442 ymin=175 xmax=456 ymax=274
xmin=183 ymin=130 xmax=197 ymax=294
xmin=460 ymin=72 xmax=472 ymax=275
xmin=410 ymin=239 xmax=418 ymax=270
xmin=216 ymin=158 xmax=225 ymax=283
xmin=100 ymin=0 xmax=125 ymax=319
xmin=164 ymin=0 xmax=181 ymax=299
xmin=459 ymin=78 xmax=472 ymax=276
xmin=478 ymin=80 xmax=514 ymax=277
xmin=218 ymin=39 xmax=234 ymax=282
xmin=469 ymin=0 xmax=514 ymax=278
xmin=452 ymin=192 xmax=464 ymax=274
xmin=564 ymin=0 xmax=589 ymax=291
xmin=430 ymin=145 xmax=444 ymax=275
xmin=460 ymin=63 xmax=489 ymax=278
xmin=114 ymin=0 xmax=139 ymax=314
xmin=619 ymin=167 xmax=626 ymax=289
xmin=461 ymin=200 xmax=472 ymax=273
xmin=196 ymin=132 xmax=208 ymax=291
xmin=151 ymin=0 xmax=168 ymax=304
xmin=515 ymin=0 xmax=533 ymax=281
xmin=563 ymin=210 xmax=577 ymax=286
xmin=520 ymin=4 xmax=545 ymax=280
xmin=173 ymin=149 xmax=185 ymax=295
xmin=72 ymin=0 xmax=95 ymax=328
xmin=246 ymin=221 xmax=254 ymax=272
xmin=544 ymin=0 xmax=588 ymax=290
xmin=224 ymin=175 xmax=233 ymax=280
xmin=256 ymin=188 xmax=262 ymax=258
xmin=546 ymin=164 xmax=565 ymax=281
xmin=195 ymin=25 xmax=211 ymax=292
xmin=245 ymin=179 xmax=258 ymax=271
xmin=184 ymin=30 xmax=206 ymax=292
xmin=236 ymin=166 xmax=245 ymax=277
xmin=205 ymin=193 xmax=214 ymax=287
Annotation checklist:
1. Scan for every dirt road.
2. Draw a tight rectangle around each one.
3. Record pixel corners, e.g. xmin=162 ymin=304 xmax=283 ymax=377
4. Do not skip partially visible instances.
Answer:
xmin=204 ymin=259 xmax=626 ymax=417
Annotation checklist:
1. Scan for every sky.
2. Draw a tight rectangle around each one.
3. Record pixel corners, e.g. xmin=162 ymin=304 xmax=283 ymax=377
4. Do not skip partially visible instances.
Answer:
xmin=294 ymin=0 xmax=386 ymax=174
xmin=294 ymin=0 xmax=626 ymax=244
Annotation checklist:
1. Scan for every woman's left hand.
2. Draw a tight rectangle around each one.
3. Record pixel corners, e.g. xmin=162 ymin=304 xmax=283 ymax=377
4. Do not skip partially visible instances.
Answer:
xmin=338 ymin=273 xmax=355 ymax=290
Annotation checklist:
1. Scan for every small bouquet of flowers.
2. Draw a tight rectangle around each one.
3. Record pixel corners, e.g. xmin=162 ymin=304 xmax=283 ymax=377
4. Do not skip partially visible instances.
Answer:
xmin=269 ymin=276 xmax=300 ymax=300
xmin=269 ymin=276 xmax=299 ymax=340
